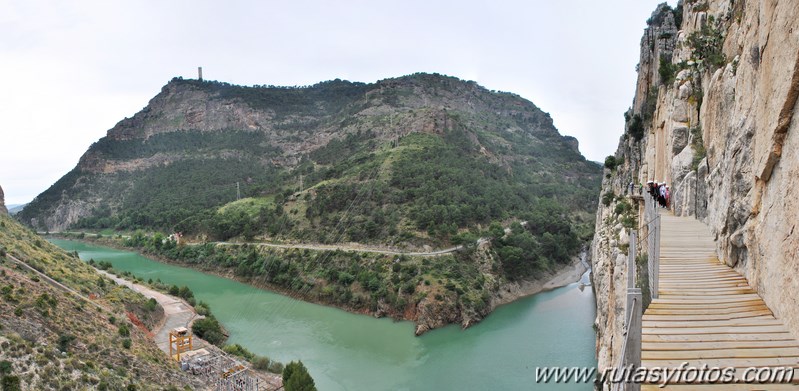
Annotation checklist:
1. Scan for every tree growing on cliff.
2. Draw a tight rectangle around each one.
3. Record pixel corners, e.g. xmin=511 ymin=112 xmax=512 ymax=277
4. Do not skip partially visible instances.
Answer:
xmin=283 ymin=361 xmax=316 ymax=391
xmin=687 ymin=16 xmax=726 ymax=71
xmin=628 ymin=114 xmax=645 ymax=141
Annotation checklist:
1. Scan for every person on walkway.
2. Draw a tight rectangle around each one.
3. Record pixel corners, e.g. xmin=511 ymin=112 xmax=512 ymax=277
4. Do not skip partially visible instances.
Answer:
xmin=648 ymin=180 xmax=657 ymax=208
xmin=665 ymin=185 xmax=670 ymax=208
xmin=658 ymin=183 xmax=667 ymax=208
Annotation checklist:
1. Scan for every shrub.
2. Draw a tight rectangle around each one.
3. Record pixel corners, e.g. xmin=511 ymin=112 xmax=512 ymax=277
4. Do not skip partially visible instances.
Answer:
xmin=122 ymin=339 xmax=132 ymax=349
xmin=627 ymin=114 xmax=644 ymax=141
xmin=58 ymin=334 xmax=75 ymax=352
xmin=192 ymin=316 xmax=226 ymax=346
xmin=223 ymin=344 xmax=254 ymax=361
xmin=252 ymin=356 xmax=271 ymax=371
xmin=659 ymin=58 xmax=677 ymax=86
xmin=687 ymin=16 xmax=726 ymax=70
xmin=690 ymin=126 xmax=706 ymax=170
xmin=642 ymin=89 xmax=658 ymax=123
xmin=614 ymin=201 xmax=631 ymax=215
xmin=604 ymin=156 xmax=617 ymax=170
xmin=1 ymin=375 xmax=21 ymax=391
xmin=118 ymin=324 xmax=130 ymax=337
xmin=283 ymin=361 xmax=316 ymax=391
xmin=0 ymin=360 xmax=12 ymax=375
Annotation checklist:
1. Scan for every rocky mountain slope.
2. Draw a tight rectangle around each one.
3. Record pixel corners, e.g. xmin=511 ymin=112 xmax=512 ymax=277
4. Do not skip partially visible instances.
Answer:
xmin=19 ymin=72 xmax=602 ymax=333
xmin=0 ymin=213 xmax=200 ymax=389
xmin=19 ymin=73 xmax=600 ymax=247
xmin=592 ymin=0 xmax=799 ymax=374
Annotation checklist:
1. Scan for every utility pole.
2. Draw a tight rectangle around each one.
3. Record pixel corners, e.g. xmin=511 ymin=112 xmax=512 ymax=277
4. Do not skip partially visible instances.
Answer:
xmin=236 ymin=182 xmax=241 ymax=200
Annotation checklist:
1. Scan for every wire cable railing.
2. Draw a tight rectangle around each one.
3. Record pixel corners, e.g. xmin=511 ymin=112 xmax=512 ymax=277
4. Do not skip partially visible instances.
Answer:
xmin=609 ymin=189 xmax=663 ymax=390
xmin=643 ymin=192 xmax=660 ymax=300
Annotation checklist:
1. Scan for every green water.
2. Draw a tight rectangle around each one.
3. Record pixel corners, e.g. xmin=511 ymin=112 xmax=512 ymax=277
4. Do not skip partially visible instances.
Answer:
xmin=50 ymin=239 xmax=597 ymax=390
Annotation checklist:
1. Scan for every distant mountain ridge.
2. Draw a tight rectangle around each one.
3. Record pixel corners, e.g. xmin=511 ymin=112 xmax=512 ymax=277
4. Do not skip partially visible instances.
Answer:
xmin=19 ymin=73 xmax=600 ymax=250
xmin=7 ymin=204 xmax=26 ymax=215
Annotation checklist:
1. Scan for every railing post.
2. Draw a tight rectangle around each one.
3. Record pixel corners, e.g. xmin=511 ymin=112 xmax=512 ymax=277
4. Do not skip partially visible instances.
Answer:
xmin=627 ymin=231 xmax=637 ymax=289
xmin=653 ymin=215 xmax=660 ymax=299
xmin=625 ymin=288 xmax=642 ymax=391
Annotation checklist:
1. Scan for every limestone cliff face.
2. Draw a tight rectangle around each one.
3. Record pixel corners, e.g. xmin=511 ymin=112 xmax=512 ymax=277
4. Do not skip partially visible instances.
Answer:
xmin=592 ymin=0 xmax=799 ymax=376
xmin=0 ymin=184 xmax=6 ymax=215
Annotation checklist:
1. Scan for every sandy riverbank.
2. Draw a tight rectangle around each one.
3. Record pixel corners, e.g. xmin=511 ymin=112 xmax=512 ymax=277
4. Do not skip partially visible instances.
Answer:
xmin=492 ymin=254 xmax=589 ymax=308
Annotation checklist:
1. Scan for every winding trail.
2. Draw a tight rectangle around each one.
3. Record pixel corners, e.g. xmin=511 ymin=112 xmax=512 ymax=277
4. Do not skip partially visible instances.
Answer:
xmin=50 ymin=231 xmax=485 ymax=257
xmin=215 ymin=240 xmax=469 ymax=256
xmin=95 ymin=269 xmax=202 ymax=353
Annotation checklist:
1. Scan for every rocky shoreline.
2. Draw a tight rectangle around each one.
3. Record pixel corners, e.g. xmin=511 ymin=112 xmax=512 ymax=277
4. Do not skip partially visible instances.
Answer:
xmin=492 ymin=254 xmax=588 ymax=309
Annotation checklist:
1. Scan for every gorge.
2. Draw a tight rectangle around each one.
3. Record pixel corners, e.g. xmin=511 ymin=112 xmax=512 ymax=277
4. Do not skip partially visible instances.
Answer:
xmin=592 ymin=0 xmax=799 ymax=378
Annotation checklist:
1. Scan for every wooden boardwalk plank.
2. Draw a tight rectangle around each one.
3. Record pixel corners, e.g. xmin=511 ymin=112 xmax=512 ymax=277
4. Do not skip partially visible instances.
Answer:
xmin=643 ymin=340 xmax=799 ymax=351
xmin=638 ymin=213 xmax=799 ymax=388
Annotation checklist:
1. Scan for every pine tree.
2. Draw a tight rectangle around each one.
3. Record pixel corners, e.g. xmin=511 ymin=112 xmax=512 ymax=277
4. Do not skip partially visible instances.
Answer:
xmin=282 ymin=361 xmax=316 ymax=391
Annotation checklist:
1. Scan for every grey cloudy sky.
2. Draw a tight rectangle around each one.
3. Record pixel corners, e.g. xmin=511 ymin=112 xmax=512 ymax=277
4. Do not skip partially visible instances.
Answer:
xmin=0 ymin=0 xmax=674 ymax=205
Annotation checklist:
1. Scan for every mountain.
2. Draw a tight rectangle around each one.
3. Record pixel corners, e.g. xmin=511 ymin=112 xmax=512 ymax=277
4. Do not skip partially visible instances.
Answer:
xmin=19 ymin=73 xmax=601 ymax=246
xmin=19 ymin=73 xmax=602 ymax=332
xmin=0 ymin=213 xmax=199 ymax=389
xmin=592 ymin=0 xmax=799 ymax=373
xmin=7 ymin=205 xmax=26 ymax=216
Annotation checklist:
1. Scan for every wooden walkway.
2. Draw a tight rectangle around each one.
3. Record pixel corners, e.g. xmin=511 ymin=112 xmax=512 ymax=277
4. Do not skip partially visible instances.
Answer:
xmin=641 ymin=213 xmax=799 ymax=389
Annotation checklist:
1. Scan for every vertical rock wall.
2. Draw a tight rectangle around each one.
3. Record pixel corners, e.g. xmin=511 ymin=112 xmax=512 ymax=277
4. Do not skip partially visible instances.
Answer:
xmin=592 ymin=0 xmax=799 ymax=381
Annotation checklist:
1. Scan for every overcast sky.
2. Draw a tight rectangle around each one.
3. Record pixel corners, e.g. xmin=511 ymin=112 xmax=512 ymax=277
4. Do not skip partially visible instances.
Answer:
xmin=0 ymin=0 xmax=674 ymax=205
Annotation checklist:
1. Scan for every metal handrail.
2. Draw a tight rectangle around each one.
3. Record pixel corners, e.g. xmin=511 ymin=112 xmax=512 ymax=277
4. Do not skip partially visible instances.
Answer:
xmin=643 ymin=193 xmax=660 ymax=300
xmin=612 ymin=297 xmax=639 ymax=391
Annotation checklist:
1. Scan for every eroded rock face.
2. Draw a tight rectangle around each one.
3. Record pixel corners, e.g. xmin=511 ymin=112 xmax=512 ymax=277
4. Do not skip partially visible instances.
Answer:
xmin=594 ymin=0 xmax=799 ymax=376
xmin=0 ymin=185 xmax=6 ymax=215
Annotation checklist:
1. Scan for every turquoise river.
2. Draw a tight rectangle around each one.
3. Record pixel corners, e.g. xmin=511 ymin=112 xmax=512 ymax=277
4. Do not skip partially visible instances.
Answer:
xmin=50 ymin=239 xmax=597 ymax=390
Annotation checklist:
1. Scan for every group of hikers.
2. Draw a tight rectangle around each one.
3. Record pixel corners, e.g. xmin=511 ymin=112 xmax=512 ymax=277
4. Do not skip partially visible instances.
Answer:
xmin=628 ymin=180 xmax=670 ymax=208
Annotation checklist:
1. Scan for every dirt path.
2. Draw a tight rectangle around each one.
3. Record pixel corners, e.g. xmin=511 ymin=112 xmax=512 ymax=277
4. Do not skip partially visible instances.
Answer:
xmin=216 ymin=240 xmax=465 ymax=256
xmin=95 ymin=270 xmax=202 ymax=353
xmin=48 ymin=231 xmax=468 ymax=257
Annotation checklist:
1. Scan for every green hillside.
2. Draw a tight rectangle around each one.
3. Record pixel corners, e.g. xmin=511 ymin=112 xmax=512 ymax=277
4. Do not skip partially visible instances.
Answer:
xmin=0 ymin=213 xmax=196 ymax=390
xmin=20 ymin=73 xmax=601 ymax=252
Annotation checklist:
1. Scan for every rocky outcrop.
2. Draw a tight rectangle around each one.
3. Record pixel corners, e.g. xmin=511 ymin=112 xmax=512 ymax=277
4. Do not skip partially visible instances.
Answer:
xmin=0 ymin=184 xmax=6 ymax=215
xmin=20 ymin=73 xmax=598 ymax=233
xmin=593 ymin=0 xmax=799 ymax=379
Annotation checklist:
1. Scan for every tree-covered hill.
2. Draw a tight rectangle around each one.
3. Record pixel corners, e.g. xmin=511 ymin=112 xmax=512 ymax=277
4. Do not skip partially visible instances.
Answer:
xmin=21 ymin=74 xmax=600 ymax=248
xmin=18 ymin=73 xmax=602 ymax=331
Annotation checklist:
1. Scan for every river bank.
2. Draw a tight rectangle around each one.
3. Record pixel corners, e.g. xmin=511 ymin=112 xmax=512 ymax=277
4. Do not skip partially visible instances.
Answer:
xmin=92 ymin=266 xmax=285 ymax=390
xmin=50 ymin=238 xmax=598 ymax=391
xmin=492 ymin=254 xmax=589 ymax=309
xmin=55 ymin=234 xmax=589 ymax=336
